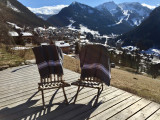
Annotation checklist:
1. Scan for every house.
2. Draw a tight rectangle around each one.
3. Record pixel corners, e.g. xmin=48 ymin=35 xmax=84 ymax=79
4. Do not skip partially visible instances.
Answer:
xmin=8 ymin=31 xmax=20 ymax=44
xmin=55 ymin=41 xmax=70 ymax=54
xmin=40 ymin=43 xmax=49 ymax=46
xmin=21 ymin=32 xmax=33 ymax=44
xmin=8 ymin=31 xmax=34 ymax=45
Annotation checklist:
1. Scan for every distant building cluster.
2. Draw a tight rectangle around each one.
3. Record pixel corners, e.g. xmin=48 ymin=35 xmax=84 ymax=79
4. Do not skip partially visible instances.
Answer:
xmin=7 ymin=22 xmax=33 ymax=45
xmin=6 ymin=22 xmax=160 ymax=78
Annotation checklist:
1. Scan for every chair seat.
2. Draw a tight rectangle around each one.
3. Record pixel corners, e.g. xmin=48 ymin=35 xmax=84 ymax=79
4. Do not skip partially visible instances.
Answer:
xmin=71 ymin=80 xmax=102 ymax=89
xmin=38 ymin=81 xmax=70 ymax=90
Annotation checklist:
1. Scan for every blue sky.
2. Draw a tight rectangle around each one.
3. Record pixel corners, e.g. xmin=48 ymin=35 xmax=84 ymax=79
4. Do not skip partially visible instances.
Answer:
xmin=17 ymin=0 xmax=160 ymax=8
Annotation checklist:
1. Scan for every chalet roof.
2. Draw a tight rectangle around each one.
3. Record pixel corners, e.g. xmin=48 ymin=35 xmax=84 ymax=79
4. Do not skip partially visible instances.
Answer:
xmin=55 ymin=41 xmax=70 ymax=47
xmin=80 ymin=39 xmax=89 ymax=43
xmin=40 ymin=43 xmax=49 ymax=46
xmin=80 ymin=36 xmax=86 ymax=39
xmin=8 ymin=31 xmax=33 ymax=37
xmin=7 ymin=22 xmax=22 ymax=30
xmin=8 ymin=31 xmax=19 ymax=37
xmin=21 ymin=32 xmax=33 ymax=36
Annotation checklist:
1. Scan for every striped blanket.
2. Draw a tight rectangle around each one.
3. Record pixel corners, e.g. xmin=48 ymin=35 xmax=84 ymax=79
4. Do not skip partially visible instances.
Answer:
xmin=32 ymin=45 xmax=63 ymax=78
xmin=80 ymin=44 xmax=111 ymax=86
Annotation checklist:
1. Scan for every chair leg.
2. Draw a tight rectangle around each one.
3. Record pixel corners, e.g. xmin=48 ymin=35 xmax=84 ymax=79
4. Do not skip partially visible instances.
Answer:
xmin=62 ymin=87 xmax=68 ymax=104
xmin=74 ymin=86 xmax=80 ymax=104
xmin=94 ymin=88 xmax=100 ymax=106
xmin=41 ymin=90 xmax=45 ymax=108
xmin=101 ymin=83 xmax=104 ymax=91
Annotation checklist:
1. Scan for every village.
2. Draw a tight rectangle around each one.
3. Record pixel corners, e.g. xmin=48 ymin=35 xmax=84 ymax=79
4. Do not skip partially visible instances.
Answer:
xmin=7 ymin=21 xmax=160 ymax=78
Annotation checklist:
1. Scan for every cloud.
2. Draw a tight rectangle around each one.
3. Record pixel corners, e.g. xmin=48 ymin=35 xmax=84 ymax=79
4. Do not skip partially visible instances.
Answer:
xmin=141 ymin=3 xmax=156 ymax=10
xmin=28 ymin=5 xmax=68 ymax=15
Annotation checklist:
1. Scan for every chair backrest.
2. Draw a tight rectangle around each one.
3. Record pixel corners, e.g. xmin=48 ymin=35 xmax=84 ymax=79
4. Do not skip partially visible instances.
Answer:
xmin=79 ymin=44 xmax=111 ymax=86
xmin=40 ymin=74 xmax=63 ymax=83
xmin=33 ymin=45 xmax=64 ymax=79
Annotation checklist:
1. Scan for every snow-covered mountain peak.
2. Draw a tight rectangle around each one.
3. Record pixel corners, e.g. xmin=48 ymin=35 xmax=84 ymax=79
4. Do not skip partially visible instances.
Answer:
xmin=103 ymin=1 xmax=117 ymax=7
xmin=119 ymin=2 xmax=142 ymax=9
xmin=119 ymin=2 xmax=143 ymax=11
xmin=71 ymin=1 xmax=78 ymax=5
xmin=70 ymin=1 xmax=91 ymax=9
xmin=69 ymin=2 xmax=97 ymax=15
xmin=119 ymin=2 xmax=151 ymax=17
xmin=120 ymin=2 xmax=140 ymax=5
xmin=28 ymin=5 xmax=68 ymax=15
xmin=96 ymin=1 xmax=119 ymax=15
xmin=96 ymin=2 xmax=152 ymax=27
xmin=70 ymin=1 xmax=82 ymax=6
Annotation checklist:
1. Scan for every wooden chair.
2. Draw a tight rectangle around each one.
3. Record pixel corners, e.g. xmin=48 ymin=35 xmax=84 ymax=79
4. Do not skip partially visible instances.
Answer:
xmin=38 ymin=74 xmax=70 ymax=108
xmin=71 ymin=77 xmax=103 ymax=106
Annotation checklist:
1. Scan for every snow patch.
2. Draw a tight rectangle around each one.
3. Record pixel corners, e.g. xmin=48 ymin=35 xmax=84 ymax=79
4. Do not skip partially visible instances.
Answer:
xmin=141 ymin=48 xmax=160 ymax=57
xmin=7 ymin=1 xmax=20 ymax=12
xmin=141 ymin=3 xmax=156 ymax=10
xmin=102 ymin=35 xmax=110 ymax=39
xmin=108 ymin=18 xmax=123 ymax=27
xmin=122 ymin=46 xmax=138 ymax=51
xmin=28 ymin=5 xmax=68 ymax=15
xmin=67 ymin=19 xmax=76 ymax=28
xmin=48 ymin=26 xmax=57 ymax=30
xmin=34 ymin=27 xmax=46 ymax=31
xmin=68 ymin=24 xmax=100 ymax=35
xmin=79 ymin=24 xmax=100 ymax=35
xmin=11 ymin=47 xmax=32 ymax=50
xmin=131 ymin=18 xmax=141 ymax=26
xmin=7 ymin=22 xmax=22 ymax=30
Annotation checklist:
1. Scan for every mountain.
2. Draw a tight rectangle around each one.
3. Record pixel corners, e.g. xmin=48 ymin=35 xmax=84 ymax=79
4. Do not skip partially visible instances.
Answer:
xmin=96 ymin=1 xmax=124 ymax=21
xmin=28 ymin=5 xmax=68 ymax=20
xmin=96 ymin=1 xmax=152 ymax=26
xmin=118 ymin=2 xmax=152 ymax=26
xmin=36 ymin=13 xmax=52 ymax=20
xmin=0 ymin=0 xmax=50 ymax=27
xmin=47 ymin=2 xmax=132 ymax=35
xmin=115 ymin=6 xmax=160 ymax=50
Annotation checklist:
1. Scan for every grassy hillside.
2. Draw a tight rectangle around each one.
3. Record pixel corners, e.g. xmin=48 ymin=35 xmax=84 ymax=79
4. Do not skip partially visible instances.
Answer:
xmin=0 ymin=44 xmax=34 ymax=68
xmin=63 ymin=55 xmax=160 ymax=104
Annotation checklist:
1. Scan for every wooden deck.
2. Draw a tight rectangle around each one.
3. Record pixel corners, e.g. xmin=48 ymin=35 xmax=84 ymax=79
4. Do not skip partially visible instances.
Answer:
xmin=0 ymin=65 xmax=160 ymax=120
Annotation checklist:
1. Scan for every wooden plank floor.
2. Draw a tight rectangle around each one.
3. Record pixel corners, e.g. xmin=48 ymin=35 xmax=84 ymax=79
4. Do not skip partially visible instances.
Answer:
xmin=0 ymin=65 xmax=160 ymax=120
